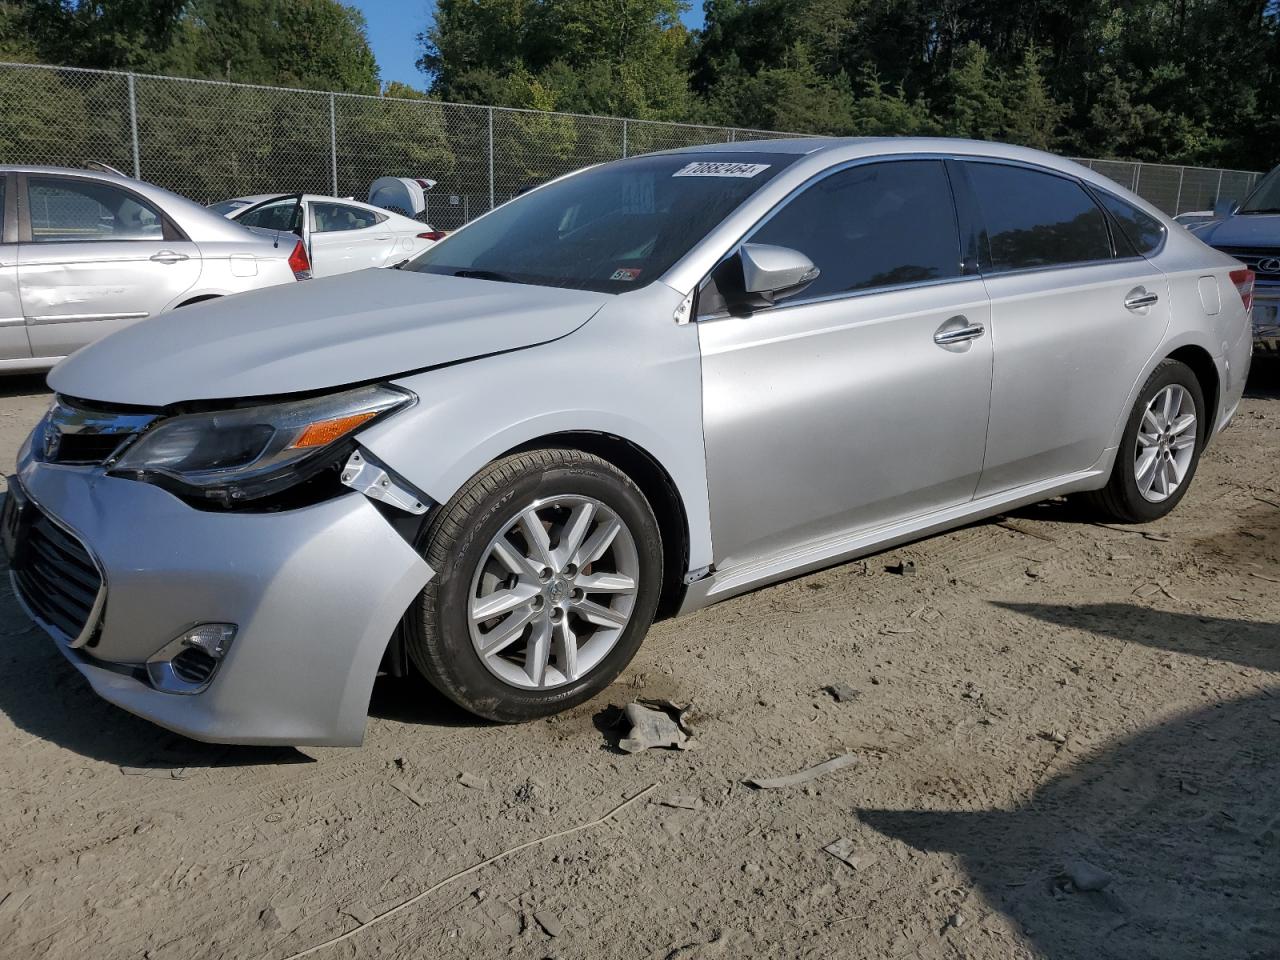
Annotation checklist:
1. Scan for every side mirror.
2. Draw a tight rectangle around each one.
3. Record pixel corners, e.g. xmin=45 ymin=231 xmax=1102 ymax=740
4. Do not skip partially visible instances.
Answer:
xmin=739 ymin=243 xmax=820 ymax=299
xmin=1213 ymin=198 xmax=1240 ymax=218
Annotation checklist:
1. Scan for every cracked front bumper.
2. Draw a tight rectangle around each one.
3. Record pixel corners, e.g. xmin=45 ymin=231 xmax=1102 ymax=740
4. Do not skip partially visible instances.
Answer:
xmin=11 ymin=448 xmax=433 ymax=746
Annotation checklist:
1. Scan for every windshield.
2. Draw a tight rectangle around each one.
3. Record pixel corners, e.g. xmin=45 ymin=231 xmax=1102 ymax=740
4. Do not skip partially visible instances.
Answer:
xmin=207 ymin=199 xmax=252 ymax=217
xmin=404 ymin=152 xmax=797 ymax=293
xmin=1239 ymin=165 xmax=1280 ymax=214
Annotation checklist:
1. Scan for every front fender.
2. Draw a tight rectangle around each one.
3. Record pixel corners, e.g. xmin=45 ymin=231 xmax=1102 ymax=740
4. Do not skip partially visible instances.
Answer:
xmin=356 ymin=288 xmax=714 ymax=573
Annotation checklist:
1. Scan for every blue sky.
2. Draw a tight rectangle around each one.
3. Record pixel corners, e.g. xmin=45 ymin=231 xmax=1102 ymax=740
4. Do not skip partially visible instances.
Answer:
xmin=348 ymin=0 xmax=705 ymax=91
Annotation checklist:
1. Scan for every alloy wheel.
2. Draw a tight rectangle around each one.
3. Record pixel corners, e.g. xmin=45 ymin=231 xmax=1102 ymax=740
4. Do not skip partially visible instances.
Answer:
xmin=467 ymin=495 xmax=640 ymax=689
xmin=1134 ymin=383 xmax=1197 ymax=503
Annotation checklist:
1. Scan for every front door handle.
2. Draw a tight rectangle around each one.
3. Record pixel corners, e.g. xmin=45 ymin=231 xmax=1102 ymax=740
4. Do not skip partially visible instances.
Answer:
xmin=150 ymin=250 xmax=189 ymax=264
xmin=934 ymin=318 xmax=986 ymax=346
xmin=1124 ymin=288 xmax=1159 ymax=311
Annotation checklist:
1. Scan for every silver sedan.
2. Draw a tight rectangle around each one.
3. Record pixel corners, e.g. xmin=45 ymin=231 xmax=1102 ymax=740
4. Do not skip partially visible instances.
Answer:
xmin=7 ymin=138 xmax=1253 ymax=745
xmin=0 ymin=165 xmax=306 ymax=373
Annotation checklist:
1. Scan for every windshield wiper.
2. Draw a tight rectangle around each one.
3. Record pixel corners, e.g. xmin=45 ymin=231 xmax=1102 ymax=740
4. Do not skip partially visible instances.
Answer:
xmin=453 ymin=268 xmax=523 ymax=284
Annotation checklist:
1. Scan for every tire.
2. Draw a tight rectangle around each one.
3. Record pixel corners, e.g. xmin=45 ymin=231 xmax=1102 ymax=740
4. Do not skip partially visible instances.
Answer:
xmin=1081 ymin=358 xmax=1206 ymax=523
xmin=406 ymin=449 xmax=663 ymax=722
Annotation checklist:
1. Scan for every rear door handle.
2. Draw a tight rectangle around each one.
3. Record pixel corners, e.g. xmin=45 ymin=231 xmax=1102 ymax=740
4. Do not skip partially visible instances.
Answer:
xmin=1124 ymin=288 xmax=1159 ymax=311
xmin=934 ymin=319 xmax=986 ymax=345
xmin=150 ymin=250 xmax=189 ymax=264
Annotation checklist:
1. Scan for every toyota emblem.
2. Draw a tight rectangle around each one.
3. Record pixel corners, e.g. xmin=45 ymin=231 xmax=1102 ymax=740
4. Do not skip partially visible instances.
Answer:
xmin=1257 ymin=256 xmax=1280 ymax=274
xmin=42 ymin=426 xmax=60 ymax=461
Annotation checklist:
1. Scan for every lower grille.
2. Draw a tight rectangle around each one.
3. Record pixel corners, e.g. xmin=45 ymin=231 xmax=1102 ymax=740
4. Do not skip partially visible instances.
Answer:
xmin=11 ymin=506 xmax=103 ymax=644
xmin=170 ymin=647 xmax=218 ymax=685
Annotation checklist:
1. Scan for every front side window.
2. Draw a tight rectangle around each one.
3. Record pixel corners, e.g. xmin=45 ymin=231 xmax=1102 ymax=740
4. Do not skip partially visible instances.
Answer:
xmin=28 ymin=177 xmax=164 ymax=243
xmin=237 ymin=199 xmax=302 ymax=232
xmin=964 ymin=162 xmax=1112 ymax=271
xmin=405 ymin=152 xmax=797 ymax=293
xmin=313 ymin=202 xmax=382 ymax=233
xmin=748 ymin=159 xmax=962 ymax=298
xmin=1094 ymin=190 xmax=1166 ymax=256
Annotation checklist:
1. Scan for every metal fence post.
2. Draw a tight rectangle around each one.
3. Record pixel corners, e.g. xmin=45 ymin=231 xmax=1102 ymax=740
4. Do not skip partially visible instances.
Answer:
xmin=126 ymin=73 xmax=141 ymax=179
xmin=1214 ymin=169 xmax=1224 ymax=207
xmin=1173 ymin=167 xmax=1185 ymax=215
xmin=622 ymin=119 xmax=628 ymax=158
xmin=329 ymin=94 xmax=338 ymax=196
xmin=488 ymin=107 xmax=495 ymax=210
xmin=1131 ymin=162 xmax=1141 ymax=194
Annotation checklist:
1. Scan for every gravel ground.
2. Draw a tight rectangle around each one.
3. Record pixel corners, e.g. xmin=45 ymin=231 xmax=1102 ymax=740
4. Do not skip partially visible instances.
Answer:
xmin=0 ymin=363 xmax=1277 ymax=960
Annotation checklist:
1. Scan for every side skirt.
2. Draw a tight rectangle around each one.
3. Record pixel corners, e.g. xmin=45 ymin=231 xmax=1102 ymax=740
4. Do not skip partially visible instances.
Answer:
xmin=677 ymin=463 xmax=1112 ymax=616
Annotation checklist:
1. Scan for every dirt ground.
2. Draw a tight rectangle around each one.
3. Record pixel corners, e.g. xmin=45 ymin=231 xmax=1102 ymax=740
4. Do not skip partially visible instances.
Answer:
xmin=0 ymin=363 xmax=1277 ymax=960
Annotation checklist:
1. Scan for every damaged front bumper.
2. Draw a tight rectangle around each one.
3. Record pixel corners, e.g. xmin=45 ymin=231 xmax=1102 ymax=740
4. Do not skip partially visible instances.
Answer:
xmin=8 ymin=445 xmax=433 ymax=746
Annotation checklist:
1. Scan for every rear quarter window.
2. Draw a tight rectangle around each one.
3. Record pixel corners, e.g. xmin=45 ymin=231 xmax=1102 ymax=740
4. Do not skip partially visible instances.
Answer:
xmin=1093 ymin=190 xmax=1167 ymax=256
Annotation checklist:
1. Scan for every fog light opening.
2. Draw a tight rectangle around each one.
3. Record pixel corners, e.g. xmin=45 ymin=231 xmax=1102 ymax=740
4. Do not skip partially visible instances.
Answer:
xmin=146 ymin=623 xmax=238 ymax=694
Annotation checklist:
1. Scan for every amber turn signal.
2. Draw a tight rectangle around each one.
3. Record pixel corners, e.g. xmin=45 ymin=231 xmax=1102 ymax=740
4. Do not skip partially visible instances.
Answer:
xmin=289 ymin=411 xmax=378 ymax=449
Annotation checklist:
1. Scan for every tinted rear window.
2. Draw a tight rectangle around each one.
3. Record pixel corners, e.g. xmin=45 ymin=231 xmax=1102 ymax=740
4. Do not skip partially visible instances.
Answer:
xmin=965 ymin=162 xmax=1112 ymax=271
xmin=1094 ymin=190 xmax=1166 ymax=256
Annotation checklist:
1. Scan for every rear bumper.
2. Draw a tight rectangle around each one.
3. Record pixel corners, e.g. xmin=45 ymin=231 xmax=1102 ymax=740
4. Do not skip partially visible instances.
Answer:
xmin=11 ymin=450 xmax=433 ymax=746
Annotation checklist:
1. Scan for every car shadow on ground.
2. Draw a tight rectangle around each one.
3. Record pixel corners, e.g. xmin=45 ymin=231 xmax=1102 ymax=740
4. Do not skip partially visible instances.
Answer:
xmin=0 ymin=373 xmax=50 ymax=400
xmin=0 ymin=594 xmax=312 ymax=769
xmin=859 ymin=602 xmax=1280 ymax=959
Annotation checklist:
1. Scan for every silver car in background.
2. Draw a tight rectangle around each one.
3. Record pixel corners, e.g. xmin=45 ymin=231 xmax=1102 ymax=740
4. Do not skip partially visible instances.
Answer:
xmin=0 ymin=165 xmax=307 ymax=372
xmin=6 ymin=138 xmax=1253 ymax=745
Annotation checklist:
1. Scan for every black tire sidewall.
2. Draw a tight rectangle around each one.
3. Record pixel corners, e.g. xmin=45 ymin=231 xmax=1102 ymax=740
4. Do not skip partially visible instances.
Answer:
xmin=1113 ymin=360 xmax=1205 ymax=521
xmin=420 ymin=457 xmax=662 ymax=722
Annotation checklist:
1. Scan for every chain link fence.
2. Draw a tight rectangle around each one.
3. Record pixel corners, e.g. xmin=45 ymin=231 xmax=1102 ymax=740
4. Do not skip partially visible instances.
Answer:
xmin=0 ymin=61 xmax=1265 ymax=230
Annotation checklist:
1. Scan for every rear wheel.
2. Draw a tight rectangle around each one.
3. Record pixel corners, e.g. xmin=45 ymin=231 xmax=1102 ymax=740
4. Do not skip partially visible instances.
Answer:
xmin=1082 ymin=359 xmax=1205 ymax=522
xmin=406 ymin=449 xmax=662 ymax=722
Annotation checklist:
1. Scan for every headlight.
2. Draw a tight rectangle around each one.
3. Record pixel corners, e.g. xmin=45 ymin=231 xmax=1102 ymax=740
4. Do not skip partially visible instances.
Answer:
xmin=110 ymin=384 xmax=414 ymax=505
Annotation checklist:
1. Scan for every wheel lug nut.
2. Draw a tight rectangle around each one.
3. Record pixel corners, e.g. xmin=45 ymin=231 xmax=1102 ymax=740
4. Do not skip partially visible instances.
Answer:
xmin=539 ymin=567 xmax=552 ymax=581
xmin=571 ymin=588 xmax=583 ymax=601
xmin=551 ymin=608 xmax=563 ymax=621
xmin=563 ymin=563 xmax=577 ymax=577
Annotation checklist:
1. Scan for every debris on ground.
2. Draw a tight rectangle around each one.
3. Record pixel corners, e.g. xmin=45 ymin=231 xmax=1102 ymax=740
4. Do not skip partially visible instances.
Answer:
xmin=259 ymin=904 xmax=302 ymax=933
xmin=534 ymin=909 xmax=564 ymax=937
xmin=118 ymin=765 xmax=188 ymax=779
xmin=618 ymin=700 xmax=695 ymax=753
xmin=823 ymin=838 xmax=877 ymax=871
xmin=657 ymin=795 xmax=702 ymax=811
xmin=889 ymin=559 xmax=917 ymax=576
xmin=746 ymin=753 xmax=858 ymax=790
xmin=390 ymin=779 xmax=425 ymax=807
xmin=1062 ymin=859 xmax=1113 ymax=892
xmin=823 ymin=681 xmax=862 ymax=703
xmin=342 ymin=901 xmax=375 ymax=926
xmin=1038 ymin=730 xmax=1068 ymax=745
xmin=458 ymin=771 xmax=489 ymax=790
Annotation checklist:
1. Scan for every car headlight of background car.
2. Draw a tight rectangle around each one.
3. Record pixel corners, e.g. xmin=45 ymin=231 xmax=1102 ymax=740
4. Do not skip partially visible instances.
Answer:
xmin=109 ymin=383 xmax=414 ymax=506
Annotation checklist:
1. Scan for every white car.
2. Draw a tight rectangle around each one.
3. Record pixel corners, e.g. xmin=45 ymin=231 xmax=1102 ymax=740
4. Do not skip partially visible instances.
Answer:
xmin=210 ymin=193 xmax=443 ymax=278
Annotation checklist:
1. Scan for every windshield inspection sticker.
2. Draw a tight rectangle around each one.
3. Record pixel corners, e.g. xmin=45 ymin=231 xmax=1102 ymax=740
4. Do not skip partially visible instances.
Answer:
xmin=610 ymin=267 xmax=642 ymax=282
xmin=673 ymin=161 xmax=771 ymax=178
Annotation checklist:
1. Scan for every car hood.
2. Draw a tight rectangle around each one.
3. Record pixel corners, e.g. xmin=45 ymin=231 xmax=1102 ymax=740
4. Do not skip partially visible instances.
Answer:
xmin=49 ymin=270 xmax=609 ymax=407
xmin=1195 ymin=213 xmax=1280 ymax=248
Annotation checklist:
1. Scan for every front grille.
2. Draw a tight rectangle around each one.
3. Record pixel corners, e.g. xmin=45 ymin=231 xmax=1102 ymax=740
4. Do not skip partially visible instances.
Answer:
xmin=49 ymin=433 xmax=127 ymax=465
xmin=37 ymin=396 xmax=158 ymax=467
xmin=11 ymin=506 xmax=103 ymax=644
xmin=1214 ymin=246 xmax=1280 ymax=287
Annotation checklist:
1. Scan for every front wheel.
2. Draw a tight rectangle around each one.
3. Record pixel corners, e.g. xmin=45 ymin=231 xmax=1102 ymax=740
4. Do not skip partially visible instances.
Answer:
xmin=406 ymin=449 xmax=663 ymax=722
xmin=1082 ymin=358 xmax=1206 ymax=523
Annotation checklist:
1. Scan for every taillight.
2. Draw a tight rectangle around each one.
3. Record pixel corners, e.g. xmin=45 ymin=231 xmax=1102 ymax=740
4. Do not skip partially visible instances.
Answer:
xmin=1229 ymin=267 xmax=1254 ymax=314
xmin=288 ymin=240 xmax=312 ymax=280
xmin=417 ymin=231 xmax=446 ymax=242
